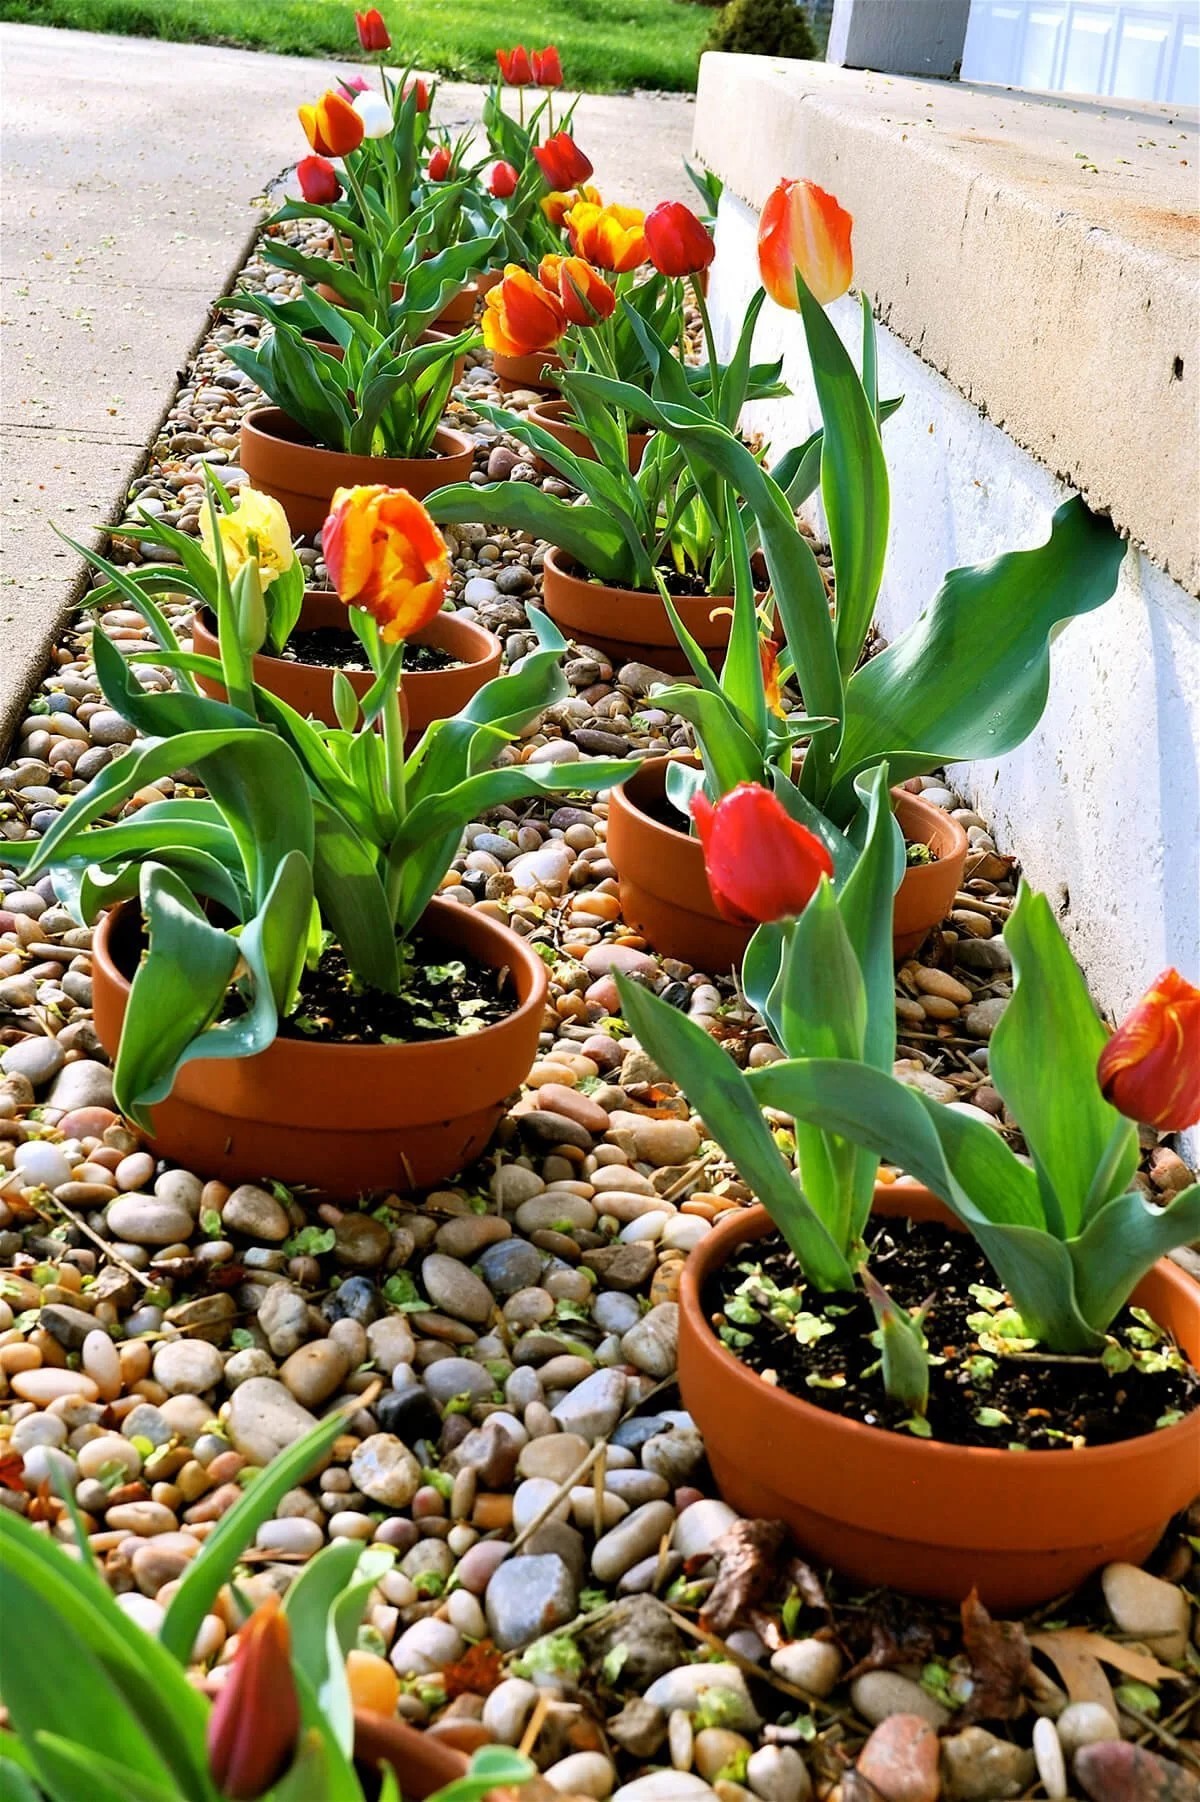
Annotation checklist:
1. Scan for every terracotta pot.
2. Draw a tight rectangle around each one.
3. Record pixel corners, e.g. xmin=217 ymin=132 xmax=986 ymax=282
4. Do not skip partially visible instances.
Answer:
xmin=607 ymin=757 xmax=964 ymax=968
xmin=434 ymin=271 xmax=501 ymax=328
xmin=240 ymin=408 xmax=474 ymax=539
xmin=527 ymin=397 xmax=651 ymax=473
xmin=540 ymin=546 xmax=740 ymax=679
xmin=891 ymin=790 xmax=968 ymax=956
xmin=191 ymin=590 xmax=501 ymax=739
xmin=353 ymin=1712 xmax=468 ymax=1800
xmin=92 ymin=898 xmax=548 ymax=1198
xmin=491 ymin=349 xmax=563 ymax=393
xmin=679 ymin=1186 xmax=1200 ymax=1607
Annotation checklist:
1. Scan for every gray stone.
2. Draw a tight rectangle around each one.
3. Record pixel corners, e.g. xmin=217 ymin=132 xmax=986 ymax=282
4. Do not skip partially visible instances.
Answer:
xmin=420 ymin=1252 xmax=494 ymax=1325
xmin=592 ymin=1500 xmax=677 ymax=1584
xmin=578 ymin=1595 xmax=685 ymax=1687
xmin=349 ymin=1434 xmax=421 ymax=1508
xmin=423 ymin=1358 xmax=497 ymax=1410
xmin=257 ymin=1285 xmax=311 ymax=1358
xmin=850 ymin=1670 xmax=952 ymax=1729
xmin=152 ymin=1340 xmax=224 ymax=1395
xmin=478 ymin=1238 xmax=545 ymax=1297
xmin=225 ymin=1379 xmax=318 ymax=1467
xmin=106 ymin=1195 xmax=195 ymax=1247
xmin=485 ymin=1553 xmax=579 ymax=1651
xmin=47 ymin=1058 xmax=115 ymax=1110
xmin=222 ymin=1184 xmax=290 ymax=1242
xmin=1 ymin=1036 xmax=66 ymax=1089
xmin=643 ymin=1664 xmax=761 ymax=1732
xmin=641 ymin=1425 xmax=705 ymax=1484
xmin=620 ymin=1303 xmax=679 ymax=1378
xmin=940 ymin=1727 xmax=1036 ymax=1800
xmin=551 ymin=1367 xmax=626 ymax=1440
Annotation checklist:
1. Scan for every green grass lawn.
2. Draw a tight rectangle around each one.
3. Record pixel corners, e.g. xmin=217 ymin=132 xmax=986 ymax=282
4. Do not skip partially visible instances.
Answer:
xmin=1 ymin=0 xmax=713 ymax=91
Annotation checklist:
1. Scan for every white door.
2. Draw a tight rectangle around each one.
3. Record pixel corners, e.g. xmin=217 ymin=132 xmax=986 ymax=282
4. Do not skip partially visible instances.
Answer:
xmin=961 ymin=0 xmax=1200 ymax=103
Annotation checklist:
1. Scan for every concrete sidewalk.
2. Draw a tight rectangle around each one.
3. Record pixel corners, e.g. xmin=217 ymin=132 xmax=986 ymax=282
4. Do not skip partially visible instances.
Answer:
xmin=0 ymin=22 xmax=694 ymax=740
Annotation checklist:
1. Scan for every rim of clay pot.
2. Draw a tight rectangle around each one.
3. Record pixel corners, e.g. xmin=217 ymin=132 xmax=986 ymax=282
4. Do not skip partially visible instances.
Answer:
xmin=526 ymin=397 xmax=652 ymax=472
xmin=93 ymin=896 xmax=548 ymax=1131
xmin=681 ymin=1191 xmax=1200 ymax=1514
xmin=352 ymin=1711 xmax=470 ymax=1799
xmin=541 ymin=545 xmax=742 ymax=653
xmin=192 ymin=593 xmax=502 ymax=711
xmin=608 ymin=756 xmax=721 ymax=916
xmin=242 ymin=407 xmax=473 ymax=479
xmin=491 ymin=348 xmax=564 ymax=389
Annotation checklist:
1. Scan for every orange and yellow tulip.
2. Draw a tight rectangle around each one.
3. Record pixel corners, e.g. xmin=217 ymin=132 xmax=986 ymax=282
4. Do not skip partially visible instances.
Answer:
xmin=206 ymin=1595 xmax=300 ymax=1800
xmin=538 ymin=254 xmax=616 ymax=327
xmin=757 ymin=177 xmax=853 ymax=308
xmin=298 ymin=90 xmax=365 ymax=158
xmin=565 ymin=200 xmax=647 ymax=274
xmin=1098 ymin=969 xmax=1200 ymax=1131
xmin=481 ymin=264 xmax=567 ymax=358
xmin=541 ymin=184 xmax=600 ymax=229
xmin=321 ymin=486 xmax=450 ymax=644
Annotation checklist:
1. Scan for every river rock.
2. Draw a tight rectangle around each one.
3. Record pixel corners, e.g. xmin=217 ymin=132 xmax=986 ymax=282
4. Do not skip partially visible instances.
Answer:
xmin=544 ymin=1751 xmax=616 ymax=1798
xmin=2 ymin=1037 xmax=66 ymax=1089
xmin=365 ymin=1316 xmax=416 ymax=1374
xmin=579 ymin=1595 xmax=684 ymax=1687
xmin=423 ymin=1358 xmax=496 ymax=1409
xmin=482 ymin=1676 xmax=541 ymax=1745
xmin=349 ymin=1434 xmax=421 ymax=1508
xmin=279 ymin=1339 xmax=351 ymax=1406
xmin=1075 ymin=1741 xmax=1200 ymax=1801
xmin=592 ymin=1500 xmax=676 ymax=1583
xmin=478 ymin=1238 xmax=545 ymax=1296
xmin=851 ymin=1671 xmax=952 ymax=1729
xmin=48 ymin=1059 xmax=115 ymax=1110
xmin=1033 ymin=1718 xmax=1067 ymax=1800
xmin=390 ymin=1616 xmax=464 ymax=1676
xmin=620 ymin=1303 xmax=679 ymax=1378
xmin=333 ymin=1212 xmax=392 ymax=1268
xmin=551 ymin=1367 xmax=625 ymax=1439
xmin=485 ymin=1553 xmax=579 ymax=1650
xmin=941 ymin=1727 xmax=1035 ymax=1799
xmin=106 ymin=1194 xmax=195 ymax=1246
xmin=672 ymin=1497 xmax=739 ymax=1560
xmin=152 ymin=1340 xmax=224 ymax=1395
xmin=857 ymin=1714 xmax=942 ymax=1802
xmin=1101 ymin=1561 xmax=1190 ymax=1660
xmin=421 ymin=1252 xmax=494 ymax=1324
xmin=613 ymin=1776 xmax=716 ymax=1801
xmin=1054 ymin=1702 xmax=1121 ymax=1757
xmin=222 ymin=1184 xmax=290 ymax=1241
xmin=770 ymin=1638 xmax=843 ymax=1698
xmin=642 ymin=1424 xmax=705 ymax=1484
xmin=225 ymin=1378 xmax=318 ymax=1466
xmin=644 ymin=1665 xmax=760 ymax=1732
xmin=746 ymin=1745 xmax=812 ymax=1802
xmin=257 ymin=1285 xmax=311 ymax=1357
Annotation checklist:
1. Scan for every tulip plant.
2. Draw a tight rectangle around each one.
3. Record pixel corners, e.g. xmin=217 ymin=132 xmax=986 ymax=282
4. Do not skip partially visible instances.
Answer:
xmin=567 ymin=178 xmax=1126 ymax=847
xmin=742 ymin=887 xmax=1200 ymax=1359
xmin=0 ymin=1404 xmax=532 ymax=1801
xmin=13 ymin=487 xmax=633 ymax=1123
xmin=617 ymin=766 xmax=936 ymax=1415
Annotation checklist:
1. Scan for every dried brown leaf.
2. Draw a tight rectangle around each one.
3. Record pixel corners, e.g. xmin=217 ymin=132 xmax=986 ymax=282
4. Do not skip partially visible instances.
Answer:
xmin=958 ymin=1588 xmax=1031 ymax=1723
xmin=700 ymin=1518 xmax=787 ymax=1636
xmin=843 ymin=1590 xmax=939 ymax=1680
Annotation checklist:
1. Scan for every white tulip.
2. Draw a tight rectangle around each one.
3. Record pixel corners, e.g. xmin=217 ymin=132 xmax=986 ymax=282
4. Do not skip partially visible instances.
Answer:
xmin=353 ymin=91 xmax=392 ymax=139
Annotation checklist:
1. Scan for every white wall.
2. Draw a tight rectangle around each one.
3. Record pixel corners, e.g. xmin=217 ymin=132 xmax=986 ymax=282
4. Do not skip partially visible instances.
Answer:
xmin=710 ymin=190 xmax=1200 ymax=1032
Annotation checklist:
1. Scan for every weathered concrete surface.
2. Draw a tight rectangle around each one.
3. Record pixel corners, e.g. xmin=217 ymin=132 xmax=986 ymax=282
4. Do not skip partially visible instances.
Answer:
xmin=694 ymin=53 xmax=1199 ymax=593
xmin=0 ymin=21 xmax=693 ymax=742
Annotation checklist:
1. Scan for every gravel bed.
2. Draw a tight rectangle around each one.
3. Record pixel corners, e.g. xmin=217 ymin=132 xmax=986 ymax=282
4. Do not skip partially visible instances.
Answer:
xmin=0 ymin=218 xmax=1196 ymax=1802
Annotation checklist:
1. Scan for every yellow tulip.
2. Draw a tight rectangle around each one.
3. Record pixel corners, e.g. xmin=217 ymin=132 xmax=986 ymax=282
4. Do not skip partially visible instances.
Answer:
xmin=201 ymin=488 xmax=295 ymax=589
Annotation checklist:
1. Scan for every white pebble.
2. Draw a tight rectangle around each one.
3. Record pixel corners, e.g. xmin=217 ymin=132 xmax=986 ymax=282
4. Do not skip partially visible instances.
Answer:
xmin=544 ymin=1752 xmax=616 ymax=1797
xmin=669 ymin=1708 xmax=694 ymax=1770
xmin=81 ymin=1329 xmax=122 ymax=1401
xmin=1054 ymin=1701 xmax=1121 ymax=1756
xmin=1033 ymin=1717 xmax=1067 ymax=1800
xmin=115 ymin=1592 xmax=165 ymax=1634
xmin=255 ymin=1518 xmax=323 ymax=1558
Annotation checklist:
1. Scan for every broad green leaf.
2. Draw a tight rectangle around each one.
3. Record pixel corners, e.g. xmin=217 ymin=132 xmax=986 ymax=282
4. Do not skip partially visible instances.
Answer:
xmin=615 ymin=975 xmax=856 ymax=1291
xmin=829 ymin=497 xmax=1126 ymax=819
xmin=160 ymin=1408 xmax=350 ymax=1664
xmin=990 ymin=885 xmax=1138 ymax=1234
xmin=1070 ymin=1184 xmax=1200 ymax=1335
xmin=283 ymin=1542 xmax=386 ymax=1755
xmin=0 ymin=1753 xmax=43 ymax=1802
xmin=29 ymin=1738 xmax=183 ymax=1802
xmin=309 ymin=796 xmax=401 ymax=1001
xmin=428 ymin=482 xmax=637 ymax=586
xmin=836 ymin=763 xmax=905 ymax=1072
xmin=432 ymin=1750 xmax=538 ymax=1802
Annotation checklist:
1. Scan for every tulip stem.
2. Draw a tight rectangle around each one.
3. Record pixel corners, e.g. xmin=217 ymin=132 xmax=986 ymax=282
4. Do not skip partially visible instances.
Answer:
xmin=693 ymin=281 xmax=722 ymax=414
xmin=382 ymin=645 xmax=407 ymax=920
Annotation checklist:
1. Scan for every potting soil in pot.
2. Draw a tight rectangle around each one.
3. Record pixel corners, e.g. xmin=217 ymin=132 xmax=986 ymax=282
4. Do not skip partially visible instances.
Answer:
xmin=277 ymin=628 xmax=463 ymax=675
xmin=706 ymin=1214 xmax=1200 ymax=1449
xmin=270 ymin=933 xmax=513 ymax=1046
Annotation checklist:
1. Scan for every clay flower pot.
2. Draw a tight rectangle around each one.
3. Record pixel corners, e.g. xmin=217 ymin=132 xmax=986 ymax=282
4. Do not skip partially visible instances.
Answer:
xmin=191 ymin=589 xmax=502 ymax=738
xmin=679 ymin=1186 xmax=1200 ymax=1607
xmin=607 ymin=756 xmax=966 ymax=969
xmin=527 ymin=398 xmax=651 ymax=473
xmin=92 ymin=897 xmax=548 ymax=1198
xmin=434 ymin=270 xmax=501 ymax=329
xmin=491 ymin=349 xmax=563 ymax=392
xmin=540 ymin=546 xmax=738 ymax=679
xmin=240 ymin=408 xmax=474 ymax=539
xmin=353 ymin=1713 xmax=468 ymax=1799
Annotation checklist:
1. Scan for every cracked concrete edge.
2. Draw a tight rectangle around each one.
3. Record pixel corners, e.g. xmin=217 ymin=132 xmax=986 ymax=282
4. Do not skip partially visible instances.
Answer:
xmin=693 ymin=54 xmax=1200 ymax=594
xmin=0 ymin=210 xmax=266 ymax=753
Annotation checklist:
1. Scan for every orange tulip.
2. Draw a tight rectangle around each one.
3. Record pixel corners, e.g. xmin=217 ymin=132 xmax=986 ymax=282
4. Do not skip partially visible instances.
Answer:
xmin=538 ymin=254 xmax=616 ymax=327
xmin=298 ymin=90 xmax=365 ymax=158
xmin=1098 ymin=969 xmax=1200 ymax=1132
xmin=566 ymin=200 xmax=646 ymax=274
xmin=481 ymin=264 xmax=567 ymax=358
xmin=322 ymin=486 xmax=450 ymax=644
xmin=206 ymin=1595 xmax=300 ymax=1800
xmin=757 ymin=177 xmax=853 ymax=309
xmin=759 ymin=639 xmax=785 ymax=717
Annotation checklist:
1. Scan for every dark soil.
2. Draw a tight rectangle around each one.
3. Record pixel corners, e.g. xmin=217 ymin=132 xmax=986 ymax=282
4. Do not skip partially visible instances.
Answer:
xmin=705 ymin=1216 xmax=1200 ymax=1449
xmin=271 ymin=931 xmax=514 ymax=1046
xmin=277 ymin=629 xmax=461 ymax=675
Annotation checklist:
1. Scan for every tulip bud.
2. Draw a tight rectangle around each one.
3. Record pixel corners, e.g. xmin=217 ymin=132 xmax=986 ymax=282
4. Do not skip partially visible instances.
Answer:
xmin=403 ymin=76 xmax=431 ymax=111
xmin=691 ymin=783 xmax=834 ymax=925
xmin=427 ymin=145 xmax=452 ymax=181
xmin=355 ymin=8 xmax=390 ymax=53
xmin=353 ymin=90 xmax=392 ymax=139
xmin=483 ymin=159 xmax=519 ymax=200
xmin=1098 ymin=969 xmax=1200 ymax=1131
xmin=496 ymin=45 xmax=533 ymax=85
xmin=206 ymin=1596 xmax=300 ymax=1800
xmin=532 ymin=45 xmax=564 ymax=87
xmin=322 ymin=486 xmax=450 ymax=644
xmin=758 ymin=177 xmax=853 ymax=309
xmin=296 ymin=155 xmax=341 ymax=206
xmin=644 ymin=200 xmax=714 ymax=278
xmin=533 ymin=131 xmax=594 ymax=192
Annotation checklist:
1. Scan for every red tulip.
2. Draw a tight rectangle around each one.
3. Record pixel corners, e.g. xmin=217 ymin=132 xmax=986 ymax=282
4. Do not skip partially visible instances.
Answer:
xmin=496 ymin=45 xmax=533 ymax=86
xmin=354 ymin=8 xmax=390 ymax=51
xmin=1098 ymin=969 xmax=1200 ymax=1132
xmin=207 ymin=1595 xmax=300 ymax=1799
xmin=296 ymin=155 xmax=341 ymax=206
xmin=758 ymin=177 xmax=854 ymax=309
xmin=298 ymin=90 xmax=365 ymax=158
xmin=644 ymin=200 xmax=714 ymax=279
xmin=403 ymin=76 xmax=431 ymax=111
xmin=532 ymin=45 xmax=564 ymax=87
xmin=533 ymin=131 xmax=594 ymax=191
xmin=484 ymin=159 xmax=519 ymax=199
xmin=427 ymin=145 xmax=452 ymax=181
xmin=691 ymin=783 xmax=833 ymax=925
